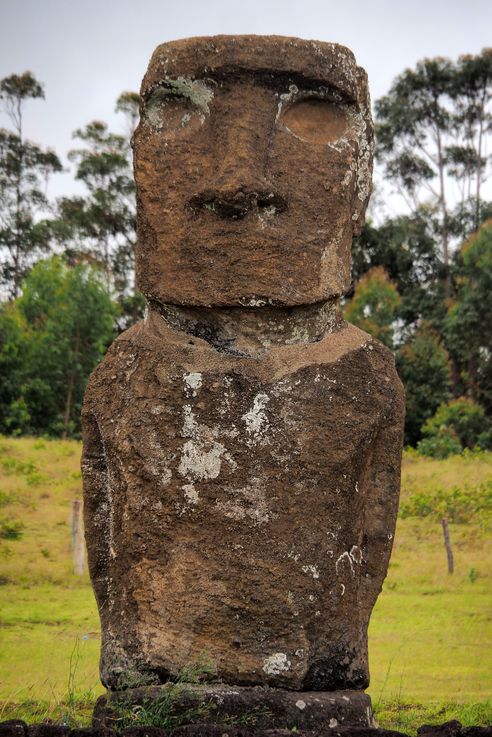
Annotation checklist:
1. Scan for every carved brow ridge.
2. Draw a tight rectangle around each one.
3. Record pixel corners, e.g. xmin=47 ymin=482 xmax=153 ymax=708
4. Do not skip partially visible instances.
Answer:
xmin=142 ymin=69 xmax=358 ymax=105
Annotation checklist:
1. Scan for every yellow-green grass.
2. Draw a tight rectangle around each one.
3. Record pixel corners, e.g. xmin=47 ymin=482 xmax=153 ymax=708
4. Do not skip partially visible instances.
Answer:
xmin=0 ymin=437 xmax=491 ymax=730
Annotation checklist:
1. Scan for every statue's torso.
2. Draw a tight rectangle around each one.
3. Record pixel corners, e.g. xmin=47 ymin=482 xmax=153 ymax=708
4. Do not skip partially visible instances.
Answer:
xmin=82 ymin=315 xmax=404 ymax=690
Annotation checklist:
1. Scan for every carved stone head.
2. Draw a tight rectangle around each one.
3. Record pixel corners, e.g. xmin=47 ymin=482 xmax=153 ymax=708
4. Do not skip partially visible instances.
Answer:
xmin=133 ymin=35 xmax=373 ymax=307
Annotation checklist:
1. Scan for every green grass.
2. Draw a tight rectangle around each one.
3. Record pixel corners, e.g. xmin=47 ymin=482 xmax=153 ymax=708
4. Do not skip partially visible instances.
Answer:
xmin=0 ymin=437 xmax=491 ymax=732
xmin=0 ymin=436 xmax=101 ymax=724
xmin=374 ymin=701 xmax=492 ymax=734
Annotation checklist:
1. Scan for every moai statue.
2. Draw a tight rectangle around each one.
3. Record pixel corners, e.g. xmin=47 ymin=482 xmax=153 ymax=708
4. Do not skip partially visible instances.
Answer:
xmin=83 ymin=35 xmax=404 ymax=725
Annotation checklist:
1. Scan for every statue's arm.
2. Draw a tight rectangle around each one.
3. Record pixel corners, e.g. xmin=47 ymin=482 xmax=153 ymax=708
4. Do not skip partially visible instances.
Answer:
xmin=81 ymin=405 xmax=112 ymax=604
xmin=360 ymin=385 xmax=405 ymax=611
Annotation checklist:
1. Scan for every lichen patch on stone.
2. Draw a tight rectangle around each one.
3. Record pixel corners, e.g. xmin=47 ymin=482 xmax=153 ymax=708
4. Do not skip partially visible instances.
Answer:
xmin=144 ymin=76 xmax=214 ymax=129
xmin=214 ymin=477 xmax=273 ymax=525
xmin=335 ymin=550 xmax=355 ymax=576
xmin=183 ymin=371 xmax=202 ymax=394
xmin=301 ymin=564 xmax=320 ymax=579
xmin=262 ymin=652 xmax=291 ymax=675
xmin=178 ymin=404 xmax=236 ymax=484
xmin=178 ymin=437 xmax=227 ymax=482
xmin=182 ymin=482 xmax=199 ymax=505
xmin=241 ymin=393 xmax=270 ymax=447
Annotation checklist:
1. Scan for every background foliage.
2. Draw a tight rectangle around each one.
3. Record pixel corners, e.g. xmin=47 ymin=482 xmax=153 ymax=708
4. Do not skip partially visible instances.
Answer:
xmin=0 ymin=50 xmax=491 ymax=733
xmin=0 ymin=49 xmax=492 ymax=447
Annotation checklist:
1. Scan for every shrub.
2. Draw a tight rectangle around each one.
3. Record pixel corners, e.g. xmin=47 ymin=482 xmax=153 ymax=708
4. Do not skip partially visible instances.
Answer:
xmin=417 ymin=427 xmax=463 ymax=459
xmin=399 ymin=479 xmax=492 ymax=523
xmin=418 ymin=397 xmax=492 ymax=458
xmin=396 ymin=325 xmax=451 ymax=446
xmin=0 ymin=490 xmax=16 ymax=507
xmin=0 ymin=518 xmax=24 ymax=540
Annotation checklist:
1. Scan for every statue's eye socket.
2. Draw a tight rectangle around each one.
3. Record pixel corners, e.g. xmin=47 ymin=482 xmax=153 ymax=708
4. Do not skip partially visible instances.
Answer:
xmin=145 ymin=91 xmax=202 ymax=133
xmin=143 ymin=80 xmax=214 ymax=135
xmin=279 ymin=99 xmax=350 ymax=145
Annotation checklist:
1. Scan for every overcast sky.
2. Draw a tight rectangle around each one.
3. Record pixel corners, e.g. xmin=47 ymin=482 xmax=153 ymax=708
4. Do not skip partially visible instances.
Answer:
xmin=1 ymin=0 xmax=491 ymax=202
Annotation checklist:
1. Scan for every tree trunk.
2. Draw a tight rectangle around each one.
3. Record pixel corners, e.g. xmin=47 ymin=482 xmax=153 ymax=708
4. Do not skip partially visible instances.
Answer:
xmin=62 ymin=371 xmax=75 ymax=440
xmin=62 ymin=327 xmax=80 ymax=438
xmin=475 ymin=100 xmax=485 ymax=231
xmin=441 ymin=518 xmax=454 ymax=574
xmin=435 ymin=122 xmax=452 ymax=296
xmin=13 ymin=153 xmax=22 ymax=299
xmin=13 ymin=101 xmax=24 ymax=300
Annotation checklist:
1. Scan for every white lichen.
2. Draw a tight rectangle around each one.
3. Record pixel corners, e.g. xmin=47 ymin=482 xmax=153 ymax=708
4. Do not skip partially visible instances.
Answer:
xmin=238 ymin=297 xmax=273 ymax=307
xmin=262 ymin=652 xmax=291 ymax=675
xmin=349 ymin=545 xmax=363 ymax=564
xmin=182 ymin=404 xmax=199 ymax=437
xmin=178 ymin=438 xmax=226 ymax=482
xmin=183 ymin=372 xmax=202 ymax=394
xmin=178 ymin=405 xmax=236 ymax=485
xmin=145 ymin=77 xmax=214 ymax=129
xmin=241 ymin=393 xmax=270 ymax=446
xmin=182 ymin=483 xmax=199 ymax=505
xmin=335 ymin=551 xmax=355 ymax=576
xmin=161 ymin=468 xmax=172 ymax=486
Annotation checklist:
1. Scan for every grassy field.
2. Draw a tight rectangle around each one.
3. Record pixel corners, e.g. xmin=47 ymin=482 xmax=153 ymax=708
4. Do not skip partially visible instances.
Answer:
xmin=0 ymin=437 xmax=491 ymax=731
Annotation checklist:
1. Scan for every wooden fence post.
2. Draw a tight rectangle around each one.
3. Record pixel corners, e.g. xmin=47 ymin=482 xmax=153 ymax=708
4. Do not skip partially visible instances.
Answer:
xmin=441 ymin=517 xmax=454 ymax=574
xmin=72 ymin=499 xmax=85 ymax=576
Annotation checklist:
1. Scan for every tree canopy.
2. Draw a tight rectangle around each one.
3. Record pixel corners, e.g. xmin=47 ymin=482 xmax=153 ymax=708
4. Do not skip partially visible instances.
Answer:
xmin=0 ymin=257 xmax=115 ymax=437
xmin=375 ymin=48 xmax=492 ymax=287
xmin=0 ymin=54 xmax=491 ymax=446
xmin=0 ymin=72 xmax=62 ymax=297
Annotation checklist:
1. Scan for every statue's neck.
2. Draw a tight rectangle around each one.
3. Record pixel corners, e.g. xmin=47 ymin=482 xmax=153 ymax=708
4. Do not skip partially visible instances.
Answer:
xmin=146 ymin=299 xmax=343 ymax=356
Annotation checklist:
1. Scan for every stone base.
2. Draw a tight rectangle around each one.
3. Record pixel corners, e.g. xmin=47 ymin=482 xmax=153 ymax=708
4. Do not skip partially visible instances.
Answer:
xmin=93 ymin=683 xmax=373 ymax=732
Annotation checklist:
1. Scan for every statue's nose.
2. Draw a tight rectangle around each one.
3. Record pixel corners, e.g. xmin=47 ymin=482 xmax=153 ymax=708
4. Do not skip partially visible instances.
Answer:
xmin=189 ymin=187 xmax=287 ymax=220
xmin=188 ymin=84 xmax=287 ymax=220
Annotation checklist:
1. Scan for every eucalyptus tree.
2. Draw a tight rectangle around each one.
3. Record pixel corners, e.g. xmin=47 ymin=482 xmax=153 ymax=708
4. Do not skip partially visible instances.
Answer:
xmin=375 ymin=49 xmax=492 ymax=290
xmin=0 ymin=256 xmax=116 ymax=437
xmin=53 ymin=93 xmax=141 ymax=327
xmin=0 ymin=72 xmax=61 ymax=297
xmin=445 ymin=220 xmax=492 ymax=412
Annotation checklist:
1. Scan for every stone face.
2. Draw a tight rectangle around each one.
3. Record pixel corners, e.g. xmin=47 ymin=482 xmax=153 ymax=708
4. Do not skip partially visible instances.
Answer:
xmin=134 ymin=35 xmax=373 ymax=307
xmin=82 ymin=310 xmax=404 ymax=690
xmin=82 ymin=34 xmax=404 ymax=704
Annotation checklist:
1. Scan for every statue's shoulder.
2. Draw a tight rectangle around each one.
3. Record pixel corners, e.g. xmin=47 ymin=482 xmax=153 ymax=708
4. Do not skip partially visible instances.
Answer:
xmin=312 ymin=321 xmax=404 ymax=400
xmin=337 ymin=321 xmax=397 ymax=366
xmin=281 ymin=320 xmax=397 ymax=372
xmin=82 ymin=321 xmax=149 ymax=404
xmin=82 ymin=315 xmax=195 ymax=414
xmin=335 ymin=322 xmax=405 ymax=412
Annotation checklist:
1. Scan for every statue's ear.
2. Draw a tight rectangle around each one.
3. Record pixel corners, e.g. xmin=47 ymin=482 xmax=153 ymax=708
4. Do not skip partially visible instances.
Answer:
xmin=352 ymin=184 xmax=372 ymax=235
xmin=352 ymin=190 xmax=371 ymax=236
xmin=351 ymin=69 xmax=373 ymax=238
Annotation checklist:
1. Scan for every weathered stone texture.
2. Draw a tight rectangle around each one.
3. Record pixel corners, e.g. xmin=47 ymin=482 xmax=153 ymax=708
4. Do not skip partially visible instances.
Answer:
xmin=94 ymin=683 xmax=373 ymax=731
xmin=82 ymin=309 xmax=403 ymax=690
